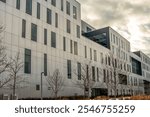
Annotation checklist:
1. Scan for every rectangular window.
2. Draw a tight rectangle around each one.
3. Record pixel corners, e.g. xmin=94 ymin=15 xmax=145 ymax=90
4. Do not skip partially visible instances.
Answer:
xmin=0 ymin=0 xmax=6 ymax=3
xmin=47 ymin=8 xmax=52 ymax=24
xmin=70 ymin=40 xmax=73 ymax=53
xmin=31 ymin=23 xmax=37 ymax=42
xmin=55 ymin=13 xmax=58 ymax=28
xmin=97 ymin=68 xmax=99 ymax=82
xmin=90 ymin=48 xmax=92 ymax=60
xmin=77 ymin=62 xmax=81 ymax=80
xmin=61 ymin=0 xmax=63 ymax=11
xmin=74 ymin=41 xmax=78 ymax=55
xmin=85 ymin=46 xmax=87 ymax=58
xmin=92 ymin=66 xmax=95 ymax=81
xmin=63 ymin=37 xmax=66 ymax=51
xmin=37 ymin=2 xmax=40 ymax=19
xmin=66 ymin=1 xmax=70 ymax=15
xmin=67 ymin=60 xmax=71 ymax=79
xmin=36 ymin=85 xmax=40 ymax=91
xmin=94 ymin=50 xmax=97 ymax=61
xmin=44 ymin=29 xmax=47 ymax=45
xmin=77 ymin=25 xmax=80 ymax=38
xmin=44 ymin=53 xmax=47 ymax=76
xmin=73 ymin=6 xmax=77 ymax=19
xmin=16 ymin=0 xmax=20 ymax=10
xmin=26 ymin=0 xmax=32 ymax=15
xmin=51 ymin=31 xmax=56 ymax=48
xmin=22 ymin=19 xmax=26 ymax=38
xmin=25 ymin=49 xmax=31 ymax=74
xmin=51 ymin=0 xmax=56 ymax=6
xmin=66 ymin=19 xmax=71 ymax=33
xmin=103 ymin=69 xmax=106 ymax=82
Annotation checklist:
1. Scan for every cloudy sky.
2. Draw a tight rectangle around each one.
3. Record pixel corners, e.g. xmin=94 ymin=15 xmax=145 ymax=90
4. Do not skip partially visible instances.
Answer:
xmin=77 ymin=0 xmax=150 ymax=56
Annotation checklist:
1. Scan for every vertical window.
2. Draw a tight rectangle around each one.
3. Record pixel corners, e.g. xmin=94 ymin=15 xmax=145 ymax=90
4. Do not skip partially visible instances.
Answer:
xmin=47 ymin=8 xmax=52 ymax=24
xmin=67 ymin=60 xmax=71 ymax=79
xmin=74 ymin=41 xmax=78 ymax=55
xmin=22 ymin=19 xmax=26 ymax=38
xmin=77 ymin=62 xmax=81 ymax=80
xmin=51 ymin=0 xmax=56 ymax=6
xmin=63 ymin=37 xmax=66 ymax=51
xmin=73 ymin=6 xmax=77 ymax=19
xmin=97 ymin=68 xmax=99 ymax=82
xmin=25 ymin=49 xmax=31 ymax=74
xmin=51 ymin=31 xmax=56 ymax=48
xmin=85 ymin=46 xmax=87 ymax=58
xmin=44 ymin=53 xmax=47 ymax=76
xmin=37 ymin=2 xmax=40 ymax=19
xmin=66 ymin=1 xmax=70 ymax=15
xmin=26 ymin=0 xmax=32 ymax=15
xmin=55 ymin=13 xmax=58 ymax=28
xmin=31 ymin=23 xmax=37 ymax=42
xmin=90 ymin=48 xmax=92 ymax=60
xmin=77 ymin=25 xmax=80 ymax=38
xmin=16 ymin=0 xmax=20 ymax=10
xmin=92 ymin=66 xmax=95 ymax=81
xmin=103 ymin=69 xmax=106 ymax=82
xmin=94 ymin=50 xmax=97 ymax=61
xmin=66 ymin=19 xmax=71 ymax=33
xmin=44 ymin=29 xmax=47 ymax=45
xmin=61 ymin=0 xmax=63 ymax=11
xmin=70 ymin=40 xmax=73 ymax=53
xmin=36 ymin=85 xmax=40 ymax=91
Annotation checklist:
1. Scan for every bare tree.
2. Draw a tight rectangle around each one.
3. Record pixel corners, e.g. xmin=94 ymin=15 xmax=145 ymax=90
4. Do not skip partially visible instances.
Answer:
xmin=7 ymin=52 xmax=24 ymax=99
xmin=0 ymin=25 xmax=12 ymax=88
xmin=47 ymin=69 xmax=64 ymax=99
xmin=74 ymin=61 xmax=95 ymax=98
xmin=104 ymin=52 xmax=130 ymax=98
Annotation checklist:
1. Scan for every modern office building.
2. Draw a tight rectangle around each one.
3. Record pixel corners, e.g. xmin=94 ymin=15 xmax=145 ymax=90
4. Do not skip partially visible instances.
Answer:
xmin=0 ymin=0 xmax=149 ymax=99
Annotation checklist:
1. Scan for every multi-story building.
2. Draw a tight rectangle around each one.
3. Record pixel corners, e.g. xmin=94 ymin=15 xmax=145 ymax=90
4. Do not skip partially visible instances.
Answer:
xmin=0 ymin=0 xmax=149 ymax=99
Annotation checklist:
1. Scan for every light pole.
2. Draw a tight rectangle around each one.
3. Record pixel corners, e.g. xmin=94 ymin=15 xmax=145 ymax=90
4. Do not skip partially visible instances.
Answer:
xmin=41 ymin=72 xmax=45 ymax=100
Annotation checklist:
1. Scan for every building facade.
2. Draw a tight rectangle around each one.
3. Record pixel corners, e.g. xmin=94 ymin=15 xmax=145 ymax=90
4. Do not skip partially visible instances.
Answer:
xmin=0 ymin=0 xmax=149 ymax=99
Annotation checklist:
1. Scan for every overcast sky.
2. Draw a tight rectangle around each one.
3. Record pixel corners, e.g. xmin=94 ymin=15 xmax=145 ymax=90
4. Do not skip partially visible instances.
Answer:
xmin=77 ymin=0 xmax=150 ymax=56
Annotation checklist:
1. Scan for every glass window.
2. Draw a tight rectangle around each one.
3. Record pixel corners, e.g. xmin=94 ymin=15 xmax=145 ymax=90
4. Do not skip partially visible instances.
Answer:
xmin=77 ymin=62 xmax=81 ymax=80
xmin=70 ymin=40 xmax=73 ymax=53
xmin=74 ymin=41 xmax=78 ymax=55
xmin=73 ymin=6 xmax=77 ymax=19
xmin=90 ymin=48 xmax=92 ymax=60
xmin=51 ymin=31 xmax=56 ymax=48
xmin=36 ymin=85 xmax=40 ymax=91
xmin=92 ymin=66 xmax=95 ymax=81
xmin=26 ymin=0 xmax=32 ymax=15
xmin=55 ymin=13 xmax=58 ymax=28
xmin=66 ymin=19 xmax=71 ymax=33
xmin=61 ymin=0 xmax=63 ymax=11
xmin=97 ymin=68 xmax=99 ymax=82
xmin=103 ymin=69 xmax=106 ymax=82
xmin=44 ymin=28 xmax=47 ymax=45
xmin=67 ymin=60 xmax=71 ymax=79
xmin=77 ymin=25 xmax=80 ymax=38
xmin=47 ymin=8 xmax=52 ymax=24
xmin=44 ymin=53 xmax=47 ymax=76
xmin=25 ymin=49 xmax=31 ymax=74
xmin=94 ymin=50 xmax=97 ymax=61
xmin=51 ymin=0 xmax=56 ymax=6
xmin=85 ymin=46 xmax=87 ymax=58
xmin=16 ymin=0 xmax=20 ymax=10
xmin=31 ymin=23 xmax=37 ymax=42
xmin=66 ymin=1 xmax=70 ymax=15
xmin=37 ymin=2 xmax=40 ymax=19
xmin=22 ymin=19 xmax=26 ymax=38
xmin=63 ymin=37 xmax=66 ymax=51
